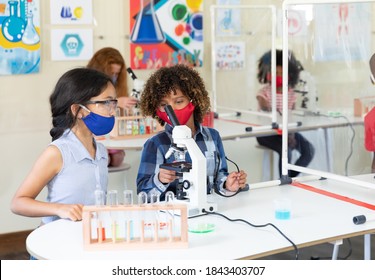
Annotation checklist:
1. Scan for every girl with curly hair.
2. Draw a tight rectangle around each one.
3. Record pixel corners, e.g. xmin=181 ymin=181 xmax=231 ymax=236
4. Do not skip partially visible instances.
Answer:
xmin=137 ymin=64 xmax=247 ymax=200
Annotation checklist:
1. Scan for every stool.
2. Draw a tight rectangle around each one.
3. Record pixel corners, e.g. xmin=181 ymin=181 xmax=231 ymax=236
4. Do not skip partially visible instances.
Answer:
xmin=108 ymin=162 xmax=131 ymax=189
xmin=255 ymin=145 xmax=278 ymax=181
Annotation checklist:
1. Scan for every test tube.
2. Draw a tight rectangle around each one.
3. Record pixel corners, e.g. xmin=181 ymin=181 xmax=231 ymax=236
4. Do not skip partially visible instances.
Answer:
xmin=150 ymin=193 xmax=160 ymax=241
xmin=107 ymin=190 xmax=119 ymax=206
xmin=132 ymin=119 xmax=139 ymax=135
xmin=94 ymin=189 xmax=105 ymax=206
xmin=138 ymin=191 xmax=148 ymax=205
xmin=107 ymin=190 xmax=119 ymax=243
xmin=165 ymin=191 xmax=175 ymax=241
xmin=165 ymin=191 xmax=175 ymax=203
xmin=150 ymin=193 xmax=160 ymax=204
xmin=139 ymin=118 xmax=145 ymax=135
xmin=94 ymin=189 xmax=106 ymax=242
xmin=123 ymin=189 xmax=133 ymax=205
xmin=138 ymin=192 xmax=148 ymax=242
xmin=145 ymin=118 xmax=151 ymax=134
xmin=123 ymin=189 xmax=134 ymax=242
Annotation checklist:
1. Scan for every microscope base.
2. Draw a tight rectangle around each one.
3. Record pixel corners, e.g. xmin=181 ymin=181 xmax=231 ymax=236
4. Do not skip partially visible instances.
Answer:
xmin=187 ymin=202 xmax=218 ymax=218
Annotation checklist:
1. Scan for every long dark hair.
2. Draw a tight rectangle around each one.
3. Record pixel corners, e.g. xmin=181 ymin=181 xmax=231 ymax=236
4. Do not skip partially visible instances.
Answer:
xmin=49 ymin=68 xmax=112 ymax=141
xmin=257 ymin=49 xmax=303 ymax=88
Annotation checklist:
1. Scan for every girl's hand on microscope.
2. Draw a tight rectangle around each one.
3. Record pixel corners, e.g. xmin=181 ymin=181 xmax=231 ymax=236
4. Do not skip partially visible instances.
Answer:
xmin=225 ymin=170 xmax=247 ymax=192
xmin=158 ymin=168 xmax=177 ymax=184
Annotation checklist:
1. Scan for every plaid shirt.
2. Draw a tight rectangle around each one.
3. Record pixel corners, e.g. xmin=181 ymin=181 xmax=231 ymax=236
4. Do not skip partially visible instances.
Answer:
xmin=136 ymin=122 xmax=229 ymax=200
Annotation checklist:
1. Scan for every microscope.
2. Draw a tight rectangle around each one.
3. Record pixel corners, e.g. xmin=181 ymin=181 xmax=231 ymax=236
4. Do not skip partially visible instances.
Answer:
xmin=294 ymin=70 xmax=319 ymax=115
xmin=159 ymin=105 xmax=217 ymax=217
xmin=127 ymin=67 xmax=145 ymax=114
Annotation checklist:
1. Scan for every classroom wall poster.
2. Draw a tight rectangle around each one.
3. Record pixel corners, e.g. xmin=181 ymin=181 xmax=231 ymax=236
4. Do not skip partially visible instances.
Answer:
xmin=215 ymin=41 xmax=245 ymax=70
xmin=50 ymin=0 xmax=93 ymax=25
xmin=215 ymin=0 xmax=241 ymax=37
xmin=314 ymin=3 xmax=371 ymax=61
xmin=0 ymin=0 xmax=41 ymax=75
xmin=129 ymin=0 xmax=204 ymax=69
xmin=51 ymin=29 xmax=93 ymax=61
xmin=277 ymin=8 xmax=307 ymax=38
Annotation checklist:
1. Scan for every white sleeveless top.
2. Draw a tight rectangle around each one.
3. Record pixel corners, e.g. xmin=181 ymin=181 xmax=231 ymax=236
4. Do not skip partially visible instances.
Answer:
xmin=42 ymin=129 xmax=108 ymax=224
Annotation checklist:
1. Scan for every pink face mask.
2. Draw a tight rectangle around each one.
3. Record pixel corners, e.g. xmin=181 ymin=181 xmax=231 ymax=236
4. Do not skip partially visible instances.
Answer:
xmin=156 ymin=102 xmax=195 ymax=126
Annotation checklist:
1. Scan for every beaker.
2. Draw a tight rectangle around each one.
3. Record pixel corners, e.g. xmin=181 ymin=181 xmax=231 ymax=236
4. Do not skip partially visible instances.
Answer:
xmin=130 ymin=0 xmax=165 ymax=44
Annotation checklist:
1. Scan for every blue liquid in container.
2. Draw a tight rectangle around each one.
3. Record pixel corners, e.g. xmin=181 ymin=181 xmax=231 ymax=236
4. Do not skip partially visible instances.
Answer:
xmin=275 ymin=210 xmax=291 ymax=220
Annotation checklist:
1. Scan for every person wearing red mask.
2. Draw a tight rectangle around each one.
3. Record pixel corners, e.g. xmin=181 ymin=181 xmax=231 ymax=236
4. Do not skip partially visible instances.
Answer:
xmin=137 ymin=64 xmax=247 ymax=200
xmin=256 ymin=49 xmax=315 ymax=178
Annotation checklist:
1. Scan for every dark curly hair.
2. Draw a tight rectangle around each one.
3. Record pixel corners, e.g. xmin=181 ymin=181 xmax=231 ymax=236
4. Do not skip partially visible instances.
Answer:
xmin=257 ymin=49 xmax=303 ymax=88
xmin=139 ymin=64 xmax=210 ymax=125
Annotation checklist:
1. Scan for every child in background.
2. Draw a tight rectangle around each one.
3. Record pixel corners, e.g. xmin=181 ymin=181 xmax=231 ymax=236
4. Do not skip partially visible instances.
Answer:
xmin=11 ymin=68 xmax=117 ymax=224
xmin=255 ymin=49 xmax=315 ymax=178
xmin=87 ymin=47 xmax=138 ymax=167
xmin=136 ymin=64 xmax=247 ymax=200
xmin=364 ymin=52 xmax=375 ymax=173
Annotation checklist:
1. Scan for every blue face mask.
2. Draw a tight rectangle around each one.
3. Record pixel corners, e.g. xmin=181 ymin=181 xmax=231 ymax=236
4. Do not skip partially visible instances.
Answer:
xmin=111 ymin=75 xmax=118 ymax=85
xmin=80 ymin=106 xmax=115 ymax=136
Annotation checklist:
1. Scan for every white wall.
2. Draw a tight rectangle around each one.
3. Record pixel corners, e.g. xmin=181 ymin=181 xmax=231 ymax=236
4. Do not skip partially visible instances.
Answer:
xmin=0 ymin=0 xmax=373 ymax=234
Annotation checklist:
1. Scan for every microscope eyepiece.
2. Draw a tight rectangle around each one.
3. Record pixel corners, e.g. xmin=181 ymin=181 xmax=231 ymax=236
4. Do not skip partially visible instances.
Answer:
xmin=165 ymin=105 xmax=180 ymax=127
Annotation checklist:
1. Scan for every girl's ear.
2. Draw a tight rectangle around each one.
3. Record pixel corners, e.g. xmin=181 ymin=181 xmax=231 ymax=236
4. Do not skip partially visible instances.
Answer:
xmin=71 ymin=104 xmax=82 ymax=118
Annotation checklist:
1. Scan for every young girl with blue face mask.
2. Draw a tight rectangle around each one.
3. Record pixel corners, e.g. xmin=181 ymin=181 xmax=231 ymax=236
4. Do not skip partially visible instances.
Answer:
xmin=136 ymin=64 xmax=247 ymax=201
xmin=11 ymin=68 xmax=116 ymax=225
xmin=87 ymin=47 xmax=136 ymax=167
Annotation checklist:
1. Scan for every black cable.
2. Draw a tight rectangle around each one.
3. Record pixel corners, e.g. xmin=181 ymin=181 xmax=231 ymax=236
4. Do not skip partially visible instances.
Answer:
xmin=212 ymin=153 xmax=242 ymax=197
xmin=310 ymin=113 xmax=354 ymax=260
xmin=202 ymin=210 xmax=299 ymax=260
xmin=315 ymin=113 xmax=355 ymax=176
xmin=225 ymin=156 xmax=240 ymax=172
xmin=311 ymin=238 xmax=352 ymax=260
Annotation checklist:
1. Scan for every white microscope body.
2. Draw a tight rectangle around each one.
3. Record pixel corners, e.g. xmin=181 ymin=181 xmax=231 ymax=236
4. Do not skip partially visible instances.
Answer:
xmin=170 ymin=125 xmax=217 ymax=217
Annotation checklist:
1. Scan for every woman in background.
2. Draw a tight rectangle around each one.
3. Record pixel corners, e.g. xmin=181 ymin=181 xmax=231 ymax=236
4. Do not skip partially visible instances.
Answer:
xmin=87 ymin=47 xmax=138 ymax=166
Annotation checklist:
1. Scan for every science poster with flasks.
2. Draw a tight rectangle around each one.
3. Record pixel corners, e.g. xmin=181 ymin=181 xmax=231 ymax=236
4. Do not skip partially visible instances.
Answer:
xmin=129 ymin=0 xmax=204 ymax=69
xmin=0 ymin=0 xmax=40 ymax=75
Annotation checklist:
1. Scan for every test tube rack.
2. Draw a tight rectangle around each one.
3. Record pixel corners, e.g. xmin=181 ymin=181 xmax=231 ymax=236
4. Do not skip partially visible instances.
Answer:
xmin=110 ymin=115 xmax=163 ymax=140
xmin=82 ymin=204 xmax=188 ymax=250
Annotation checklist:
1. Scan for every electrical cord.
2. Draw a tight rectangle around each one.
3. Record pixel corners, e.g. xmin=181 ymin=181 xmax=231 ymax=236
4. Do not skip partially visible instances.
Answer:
xmin=212 ymin=153 xmax=244 ymax=197
xmin=310 ymin=238 xmax=352 ymax=260
xmin=314 ymin=112 xmax=355 ymax=176
xmin=201 ymin=210 xmax=300 ymax=260
xmin=311 ymin=112 xmax=354 ymax=260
